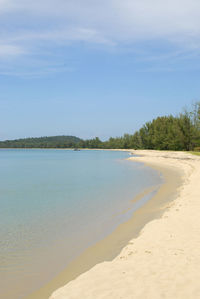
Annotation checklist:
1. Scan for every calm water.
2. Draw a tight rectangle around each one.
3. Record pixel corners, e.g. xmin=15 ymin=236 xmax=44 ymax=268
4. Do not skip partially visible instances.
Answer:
xmin=0 ymin=149 xmax=162 ymax=299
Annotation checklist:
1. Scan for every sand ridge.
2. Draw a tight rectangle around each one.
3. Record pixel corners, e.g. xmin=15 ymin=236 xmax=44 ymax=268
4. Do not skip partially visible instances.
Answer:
xmin=50 ymin=150 xmax=200 ymax=299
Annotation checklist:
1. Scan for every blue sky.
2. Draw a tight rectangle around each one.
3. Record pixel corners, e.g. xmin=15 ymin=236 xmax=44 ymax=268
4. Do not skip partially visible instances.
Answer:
xmin=1 ymin=0 xmax=200 ymax=140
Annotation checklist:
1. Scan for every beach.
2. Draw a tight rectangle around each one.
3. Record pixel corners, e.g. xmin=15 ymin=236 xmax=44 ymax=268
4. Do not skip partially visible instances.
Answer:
xmin=2 ymin=149 xmax=159 ymax=299
xmin=49 ymin=150 xmax=200 ymax=299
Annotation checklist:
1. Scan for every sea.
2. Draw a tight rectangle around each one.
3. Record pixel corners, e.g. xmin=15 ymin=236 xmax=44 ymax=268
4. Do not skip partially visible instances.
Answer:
xmin=0 ymin=149 xmax=162 ymax=299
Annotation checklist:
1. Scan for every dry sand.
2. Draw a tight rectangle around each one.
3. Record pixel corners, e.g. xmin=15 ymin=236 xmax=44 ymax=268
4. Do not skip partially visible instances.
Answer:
xmin=49 ymin=150 xmax=200 ymax=299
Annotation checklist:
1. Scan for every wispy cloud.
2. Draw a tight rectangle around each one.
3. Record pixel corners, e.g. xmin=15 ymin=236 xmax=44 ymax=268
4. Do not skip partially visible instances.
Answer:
xmin=1 ymin=0 xmax=200 ymax=75
xmin=6 ymin=27 xmax=115 ymax=46
xmin=3 ymin=0 xmax=200 ymax=41
xmin=0 ymin=44 xmax=25 ymax=57
xmin=0 ymin=66 xmax=75 ymax=78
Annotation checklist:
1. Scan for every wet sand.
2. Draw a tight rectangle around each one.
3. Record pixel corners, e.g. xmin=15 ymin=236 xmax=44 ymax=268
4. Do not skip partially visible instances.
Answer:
xmin=49 ymin=150 xmax=200 ymax=299
xmin=26 ymin=150 xmax=185 ymax=299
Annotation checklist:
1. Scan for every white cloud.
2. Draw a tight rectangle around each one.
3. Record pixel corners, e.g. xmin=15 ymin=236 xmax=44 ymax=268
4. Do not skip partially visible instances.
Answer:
xmin=0 ymin=0 xmax=11 ymax=12
xmin=7 ymin=27 xmax=115 ymax=46
xmin=1 ymin=0 xmax=200 ymax=44
xmin=0 ymin=44 xmax=25 ymax=57
xmin=1 ymin=0 xmax=200 ymax=74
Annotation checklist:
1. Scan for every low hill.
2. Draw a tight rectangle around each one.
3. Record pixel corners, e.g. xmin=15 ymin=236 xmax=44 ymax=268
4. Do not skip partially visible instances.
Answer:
xmin=0 ymin=136 xmax=82 ymax=148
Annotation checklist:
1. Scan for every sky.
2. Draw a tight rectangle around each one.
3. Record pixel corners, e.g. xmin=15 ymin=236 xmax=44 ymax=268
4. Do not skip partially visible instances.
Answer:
xmin=1 ymin=0 xmax=200 ymax=140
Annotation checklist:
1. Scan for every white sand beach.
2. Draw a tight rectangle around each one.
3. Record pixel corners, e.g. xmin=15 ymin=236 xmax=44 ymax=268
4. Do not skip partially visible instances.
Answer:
xmin=49 ymin=150 xmax=200 ymax=299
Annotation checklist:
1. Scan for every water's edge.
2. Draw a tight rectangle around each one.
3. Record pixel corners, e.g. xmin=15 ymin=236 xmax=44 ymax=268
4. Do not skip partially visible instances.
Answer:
xmin=26 ymin=152 xmax=182 ymax=299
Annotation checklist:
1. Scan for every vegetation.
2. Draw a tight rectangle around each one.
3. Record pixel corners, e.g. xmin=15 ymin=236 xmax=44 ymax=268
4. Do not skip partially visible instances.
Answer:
xmin=1 ymin=102 xmax=200 ymax=151
xmin=0 ymin=136 xmax=82 ymax=148
xmin=190 ymin=152 xmax=200 ymax=156
xmin=77 ymin=102 xmax=200 ymax=151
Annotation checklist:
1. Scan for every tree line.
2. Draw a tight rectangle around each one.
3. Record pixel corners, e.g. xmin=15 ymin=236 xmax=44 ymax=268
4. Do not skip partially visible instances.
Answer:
xmin=78 ymin=102 xmax=200 ymax=151
xmin=0 ymin=136 xmax=82 ymax=148
xmin=1 ymin=102 xmax=200 ymax=151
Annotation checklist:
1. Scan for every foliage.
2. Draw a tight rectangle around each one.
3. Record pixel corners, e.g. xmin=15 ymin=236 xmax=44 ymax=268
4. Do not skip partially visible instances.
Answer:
xmin=0 ymin=136 xmax=82 ymax=148
xmin=190 ymin=151 xmax=200 ymax=156
xmin=1 ymin=102 xmax=200 ymax=151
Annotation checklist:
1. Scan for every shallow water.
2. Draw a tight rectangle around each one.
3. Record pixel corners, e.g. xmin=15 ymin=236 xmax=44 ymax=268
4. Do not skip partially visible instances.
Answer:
xmin=0 ymin=149 xmax=162 ymax=299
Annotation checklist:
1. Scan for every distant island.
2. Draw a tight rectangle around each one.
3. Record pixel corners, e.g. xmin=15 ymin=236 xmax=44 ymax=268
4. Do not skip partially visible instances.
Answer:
xmin=1 ymin=102 xmax=200 ymax=151
xmin=0 ymin=136 xmax=82 ymax=149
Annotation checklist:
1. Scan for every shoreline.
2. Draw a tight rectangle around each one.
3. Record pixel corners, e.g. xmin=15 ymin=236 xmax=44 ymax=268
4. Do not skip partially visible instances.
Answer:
xmin=48 ymin=150 xmax=200 ymax=299
xmin=26 ymin=150 xmax=184 ymax=299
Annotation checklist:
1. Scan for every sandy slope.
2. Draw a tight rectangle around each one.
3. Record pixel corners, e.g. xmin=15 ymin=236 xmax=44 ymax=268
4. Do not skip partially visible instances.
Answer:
xmin=50 ymin=150 xmax=200 ymax=299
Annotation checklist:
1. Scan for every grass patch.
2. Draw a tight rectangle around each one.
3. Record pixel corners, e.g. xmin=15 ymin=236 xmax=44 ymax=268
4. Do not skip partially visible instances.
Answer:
xmin=189 ymin=151 xmax=200 ymax=156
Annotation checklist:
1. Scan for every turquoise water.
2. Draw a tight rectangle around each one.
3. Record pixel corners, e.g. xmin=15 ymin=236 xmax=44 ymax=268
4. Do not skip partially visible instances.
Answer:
xmin=0 ymin=149 xmax=162 ymax=299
